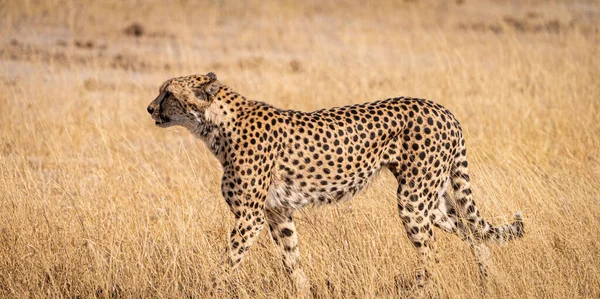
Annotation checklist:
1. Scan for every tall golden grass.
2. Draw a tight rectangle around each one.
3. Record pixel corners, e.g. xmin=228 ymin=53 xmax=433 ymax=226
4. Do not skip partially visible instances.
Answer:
xmin=1 ymin=0 xmax=599 ymax=297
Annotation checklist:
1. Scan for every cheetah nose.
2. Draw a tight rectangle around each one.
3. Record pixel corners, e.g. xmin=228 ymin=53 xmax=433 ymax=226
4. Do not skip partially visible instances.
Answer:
xmin=147 ymin=106 xmax=154 ymax=114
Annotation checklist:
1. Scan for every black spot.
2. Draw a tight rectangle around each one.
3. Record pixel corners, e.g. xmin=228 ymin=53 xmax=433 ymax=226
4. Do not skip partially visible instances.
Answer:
xmin=467 ymin=204 xmax=476 ymax=214
xmin=281 ymin=228 xmax=293 ymax=237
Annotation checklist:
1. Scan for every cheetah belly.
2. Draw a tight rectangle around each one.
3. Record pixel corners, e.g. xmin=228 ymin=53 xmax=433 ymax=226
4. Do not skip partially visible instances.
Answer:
xmin=265 ymin=168 xmax=381 ymax=210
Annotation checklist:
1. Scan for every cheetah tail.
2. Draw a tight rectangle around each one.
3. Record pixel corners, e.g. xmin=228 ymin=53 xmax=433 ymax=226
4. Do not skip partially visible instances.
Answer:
xmin=451 ymin=155 xmax=525 ymax=244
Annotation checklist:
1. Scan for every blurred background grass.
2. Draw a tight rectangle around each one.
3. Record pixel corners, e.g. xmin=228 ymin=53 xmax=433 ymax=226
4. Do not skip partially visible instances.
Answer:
xmin=1 ymin=0 xmax=599 ymax=297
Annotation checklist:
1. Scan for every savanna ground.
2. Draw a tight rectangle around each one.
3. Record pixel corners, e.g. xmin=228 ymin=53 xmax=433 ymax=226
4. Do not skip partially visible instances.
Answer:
xmin=1 ymin=0 xmax=599 ymax=298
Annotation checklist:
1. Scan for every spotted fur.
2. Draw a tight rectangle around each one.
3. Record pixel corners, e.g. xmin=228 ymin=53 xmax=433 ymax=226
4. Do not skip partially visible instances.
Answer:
xmin=147 ymin=72 xmax=524 ymax=295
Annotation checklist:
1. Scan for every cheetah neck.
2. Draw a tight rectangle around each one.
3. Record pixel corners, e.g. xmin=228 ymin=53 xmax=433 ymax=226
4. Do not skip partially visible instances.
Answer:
xmin=204 ymin=85 xmax=243 ymax=126
xmin=189 ymin=113 xmax=224 ymax=158
xmin=192 ymin=85 xmax=246 ymax=161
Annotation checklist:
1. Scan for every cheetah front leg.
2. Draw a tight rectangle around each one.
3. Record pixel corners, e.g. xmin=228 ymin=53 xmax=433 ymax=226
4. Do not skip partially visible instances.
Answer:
xmin=212 ymin=194 xmax=267 ymax=293
xmin=212 ymin=207 xmax=265 ymax=291
xmin=209 ymin=205 xmax=265 ymax=295
xmin=219 ymin=165 xmax=271 ymax=272
xmin=227 ymin=206 xmax=266 ymax=270
xmin=265 ymin=207 xmax=310 ymax=298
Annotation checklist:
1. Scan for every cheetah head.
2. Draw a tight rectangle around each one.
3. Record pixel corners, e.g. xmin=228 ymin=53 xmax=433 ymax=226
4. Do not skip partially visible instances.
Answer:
xmin=147 ymin=72 xmax=220 ymax=129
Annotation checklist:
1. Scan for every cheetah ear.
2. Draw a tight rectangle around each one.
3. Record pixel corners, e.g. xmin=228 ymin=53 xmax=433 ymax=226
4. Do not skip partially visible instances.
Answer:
xmin=203 ymin=72 xmax=220 ymax=99
xmin=206 ymin=72 xmax=217 ymax=81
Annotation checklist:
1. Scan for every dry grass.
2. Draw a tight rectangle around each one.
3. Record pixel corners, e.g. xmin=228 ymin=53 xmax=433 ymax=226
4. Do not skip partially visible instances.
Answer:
xmin=1 ymin=0 xmax=599 ymax=298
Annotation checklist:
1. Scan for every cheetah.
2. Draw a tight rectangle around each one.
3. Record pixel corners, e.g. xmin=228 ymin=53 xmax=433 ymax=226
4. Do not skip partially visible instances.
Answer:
xmin=146 ymin=72 xmax=524 ymax=295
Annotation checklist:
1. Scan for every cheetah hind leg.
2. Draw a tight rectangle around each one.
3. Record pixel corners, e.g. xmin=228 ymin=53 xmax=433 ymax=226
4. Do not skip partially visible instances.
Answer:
xmin=430 ymin=191 xmax=493 ymax=292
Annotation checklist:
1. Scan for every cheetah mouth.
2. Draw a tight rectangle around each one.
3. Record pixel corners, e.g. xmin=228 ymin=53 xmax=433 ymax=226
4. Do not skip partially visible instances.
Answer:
xmin=154 ymin=115 xmax=170 ymax=126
